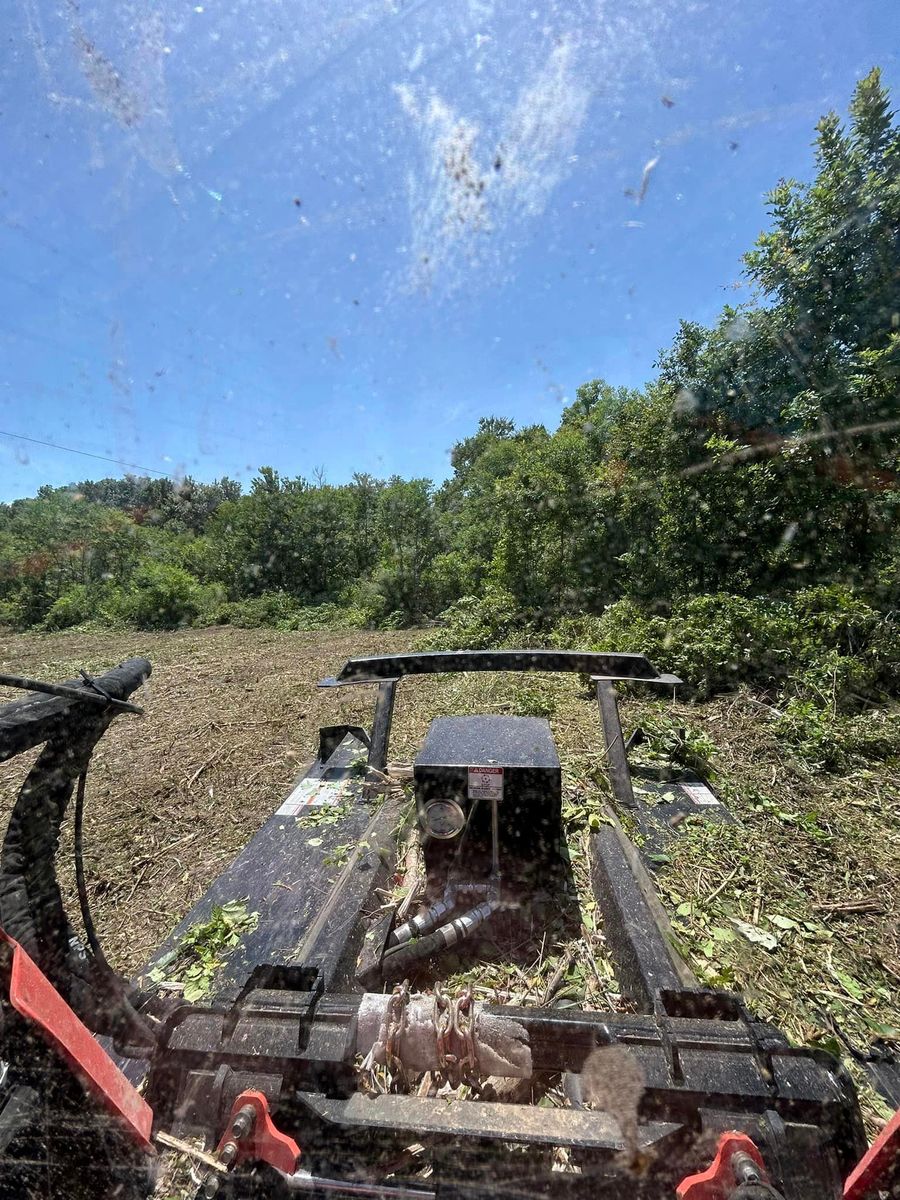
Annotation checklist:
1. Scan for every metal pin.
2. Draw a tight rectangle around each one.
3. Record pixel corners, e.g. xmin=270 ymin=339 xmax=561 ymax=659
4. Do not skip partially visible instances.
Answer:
xmin=732 ymin=1151 xmax=763 ymax=1184
xmin=232 ymin=1104 xmax=257 ymax=1141
xmin=219 ymin=1141 xmax=239 ymax=1165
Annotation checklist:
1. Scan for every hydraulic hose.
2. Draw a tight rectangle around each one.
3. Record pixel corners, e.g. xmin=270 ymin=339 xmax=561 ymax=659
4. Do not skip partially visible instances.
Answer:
xmin=381 ymin=899 xmax=500 ymax=978
xmin=74 ymin=769 xmax=107 ymax=965
xmin=385 ymin=787 xmax=502 ymax=973
xmin=0 ymin=658 xmax=157 ymax=1051
xmin=389 ymin=882 xmax=492 ymax=948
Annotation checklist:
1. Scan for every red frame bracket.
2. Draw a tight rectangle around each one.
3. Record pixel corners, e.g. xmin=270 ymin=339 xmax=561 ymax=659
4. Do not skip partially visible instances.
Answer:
xmin=0 ymin=929 xmax=153 ymax=1152
xmin=843 ymin=1108 xmax=900 ymax=1200
xmin=676 ymin=1131 xmax=768 ymax=1199
xmin=215 ymin=1089 xmax=301 ymax=1176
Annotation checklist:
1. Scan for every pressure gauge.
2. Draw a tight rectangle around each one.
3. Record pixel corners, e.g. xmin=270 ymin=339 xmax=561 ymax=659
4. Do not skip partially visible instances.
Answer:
xmin=423 ymin=798 xmax=466 ymax=840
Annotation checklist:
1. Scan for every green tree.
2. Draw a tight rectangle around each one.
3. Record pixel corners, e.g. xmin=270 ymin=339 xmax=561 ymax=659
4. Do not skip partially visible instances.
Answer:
xmin=655 ymin=68 xmax=900 ymax=596
xmin=372 ymin=478 xmax=440 ymax=618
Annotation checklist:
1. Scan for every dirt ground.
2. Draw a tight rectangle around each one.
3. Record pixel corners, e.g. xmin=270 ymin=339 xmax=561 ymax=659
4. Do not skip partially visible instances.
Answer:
xmin=1 ymin=625 xmax=897 ymax=1137
xmin=0 ymin=626 xmax=413 ymax=970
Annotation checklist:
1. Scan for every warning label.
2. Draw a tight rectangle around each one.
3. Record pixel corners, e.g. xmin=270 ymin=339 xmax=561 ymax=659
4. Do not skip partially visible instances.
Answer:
xmin=468 ymin=766 xmax=504 ymax=801
xmin=682 ymin=783 xmax=720 ymax=808
xmin=276 ymin=778 xmax=347 ymax=817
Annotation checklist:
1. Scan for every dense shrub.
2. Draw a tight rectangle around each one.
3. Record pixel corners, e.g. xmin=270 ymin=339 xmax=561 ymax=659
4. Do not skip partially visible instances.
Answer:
xmin=547 ymin=613 xmax=607 ymax=650
xmin=210 ymin=592 xmax=369 ymax=632
xmin=603 ymin=594 xmax=796 ymax=698
xmin=774 ymin=699 xmax=900 ymax=771
xmin=578 ymin=588 xmax=897 ymax=705
xmin=112 ymin=562 xmax=218 ymax=630
xmin=0 ymin=595 xmax=27 ymax=628
xmin=346 ymin=577 xmax=409 ymax=629
xmin=41 ymin=583 xmax=101 ymax=630
xmin=210 ymin=591 xmax=301 ymax=629
xmin=288 ymin=603 xmax=367 ymax=632
xmin=418 ymin=586 xmax=896 ymax=720
xmin=874 ymin=540 xmax=900 ymax=607
xmin=420 ymin=587 xmax=531 ymax=651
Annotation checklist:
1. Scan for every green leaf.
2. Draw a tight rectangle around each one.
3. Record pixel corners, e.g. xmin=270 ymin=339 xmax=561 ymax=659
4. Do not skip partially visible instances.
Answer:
xmin=154 ymin=902 xmax=258 ymax=998
xmin=832 ymin=969 xmax=864 ymax=1000
xmin=710 ymin=926 xmax=736 ymax=943
xmin=862 ymin=1018 xmax=900 ymax=1038
xmin=769 ymin=914 xmax=799 ymax=930
xmin=813 ymin=1034 xmax=842 ymax=1058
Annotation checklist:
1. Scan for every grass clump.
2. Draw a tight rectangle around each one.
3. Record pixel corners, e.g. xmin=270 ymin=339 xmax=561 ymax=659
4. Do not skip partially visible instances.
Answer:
xmin=149 ymin=900 xmax=258 ymax=1001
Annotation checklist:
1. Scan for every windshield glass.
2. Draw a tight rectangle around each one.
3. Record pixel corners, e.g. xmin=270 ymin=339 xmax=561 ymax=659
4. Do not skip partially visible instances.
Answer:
xmin=1 ymin=3 xmax=897 ymax=1200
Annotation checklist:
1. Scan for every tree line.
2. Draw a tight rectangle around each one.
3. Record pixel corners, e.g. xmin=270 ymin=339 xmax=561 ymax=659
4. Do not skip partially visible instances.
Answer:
xmin=1 ymin=70 xmax=897 ymax=637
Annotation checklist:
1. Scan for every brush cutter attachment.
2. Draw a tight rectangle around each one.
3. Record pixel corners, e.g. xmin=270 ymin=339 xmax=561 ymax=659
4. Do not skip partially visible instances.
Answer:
xmin=1 ymin=650 xmax=897 ymax=1200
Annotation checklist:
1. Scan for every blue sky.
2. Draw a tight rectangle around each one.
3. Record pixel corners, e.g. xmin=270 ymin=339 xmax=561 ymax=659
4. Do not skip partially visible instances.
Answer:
xmin=1 ymin=0 xmax=896 ymax=501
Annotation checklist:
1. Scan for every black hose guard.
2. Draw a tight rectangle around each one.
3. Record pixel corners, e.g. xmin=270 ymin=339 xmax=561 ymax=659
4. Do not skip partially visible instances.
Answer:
xmin=0 ymin=658 xmax=154 ymax=1049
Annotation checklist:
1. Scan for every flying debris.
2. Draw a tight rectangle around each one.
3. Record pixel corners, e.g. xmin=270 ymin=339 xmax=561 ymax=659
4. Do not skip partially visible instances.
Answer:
xmin=624 ymin=155 xmax=659 ymax=204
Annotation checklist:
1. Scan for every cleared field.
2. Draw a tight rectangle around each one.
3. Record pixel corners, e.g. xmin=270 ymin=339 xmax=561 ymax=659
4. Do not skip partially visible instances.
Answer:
xmin=1 ymin=625 xmax=897 ymax=1135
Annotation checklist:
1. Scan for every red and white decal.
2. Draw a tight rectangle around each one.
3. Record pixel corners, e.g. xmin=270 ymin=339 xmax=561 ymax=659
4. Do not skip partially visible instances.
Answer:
xmin=682 ymin=783 xmax=720 ymax=807
xmin=468 ymin=765 xmax=503 ymax=801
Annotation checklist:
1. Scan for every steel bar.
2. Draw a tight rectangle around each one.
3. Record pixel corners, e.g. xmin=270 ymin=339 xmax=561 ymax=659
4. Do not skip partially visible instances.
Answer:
xmin=590 ymin=825 xmax=689 ymax=1010
xmin=595 ymin=680 xmax=636 ymax=811
xmin=321 ymin=650 xmax=681 ymax=686
xmin=368 ymin=681 xmax=397 ymax=772
xmin=0 ymin=673 xmax=143 ymax=714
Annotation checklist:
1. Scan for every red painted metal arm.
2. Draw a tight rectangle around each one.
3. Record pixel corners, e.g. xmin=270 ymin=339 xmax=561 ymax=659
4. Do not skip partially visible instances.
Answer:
xmin=215 ymin=1089 xmax=301 ymax=1176
xmin=0 ymin=928 xmax=154 ymax=1152
xmin=843 ymin=1108 xmax=900 ymax=1200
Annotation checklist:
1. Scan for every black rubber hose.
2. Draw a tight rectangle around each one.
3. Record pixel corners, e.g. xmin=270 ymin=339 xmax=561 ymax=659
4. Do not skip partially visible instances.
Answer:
xmin=0 ymin=672 xmax=143 ymax=714
xmin=0 ymin=659 xmax=158 ymax=1051
xmin=380 ymin=928 xmax=447 ymax=977
xmin=73 ymin=769 xmax=108 ymax=966
xmin=73 ymin=768 xmax=162 ymax=1041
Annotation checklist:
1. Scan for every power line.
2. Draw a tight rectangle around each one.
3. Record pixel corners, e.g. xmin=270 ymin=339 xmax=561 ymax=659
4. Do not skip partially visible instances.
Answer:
xmin=0 ymin=262 xmax=296 ymax=427
xmin=0 ymin=227 xmax=299 ymax=422
xmin=0 ymin=429 xmax=175 ymax=478
xmin=2 ymin=374 xmax=261 ymax=451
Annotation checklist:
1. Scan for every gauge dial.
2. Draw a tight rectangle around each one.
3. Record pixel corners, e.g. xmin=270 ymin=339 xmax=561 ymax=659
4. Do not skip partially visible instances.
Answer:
xmin=423 ymin=798 xmax=466 ymax=839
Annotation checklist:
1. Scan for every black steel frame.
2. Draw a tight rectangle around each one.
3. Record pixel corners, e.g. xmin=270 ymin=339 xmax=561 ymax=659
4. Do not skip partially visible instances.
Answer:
xmin=319 ymin=649 xmax=681 ymax=774
xmin=321 ymin=649 xmax=681 ymax=686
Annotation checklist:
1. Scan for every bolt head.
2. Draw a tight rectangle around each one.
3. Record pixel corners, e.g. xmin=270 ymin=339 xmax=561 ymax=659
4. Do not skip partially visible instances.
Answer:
xmin=231 ymin=1103 xmax=257 ymax=1140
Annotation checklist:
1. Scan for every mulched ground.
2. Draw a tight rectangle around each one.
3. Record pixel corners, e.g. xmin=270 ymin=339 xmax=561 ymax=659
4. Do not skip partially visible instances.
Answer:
xmin=2 ymin=625 xmax=897 ymax=1143
xmin=0 ymin=626 xmax=412 ymax=971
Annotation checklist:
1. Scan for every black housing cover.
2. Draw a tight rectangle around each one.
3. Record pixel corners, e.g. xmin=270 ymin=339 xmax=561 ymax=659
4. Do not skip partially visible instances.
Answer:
xmin=414 ymin=716 xmax=562 ymax=864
